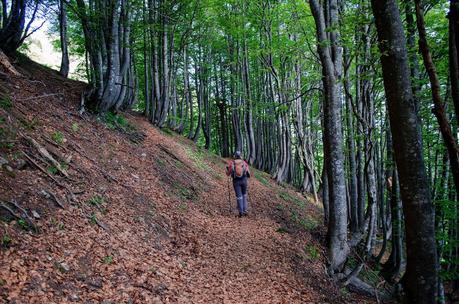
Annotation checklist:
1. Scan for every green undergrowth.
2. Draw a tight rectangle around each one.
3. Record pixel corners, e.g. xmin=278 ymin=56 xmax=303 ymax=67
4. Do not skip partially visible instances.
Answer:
xmin=173 ymin=183 xmax=196 ymax=201
xmin=184 ymin=146 xmax=216 ymax=176
xmin=304 ymin=244 xmax=320 ymax=260
xmin=278 ymin=189 xmax=319 ymax=232
xmin=160 ymin=127 xmax=175 ymax=137
xmin=253 ymin=170 xmax=270 ymax=186
xmin=99 ymin=112 xmax=145 ymax=144
xmin=279 ymin=191 xmax=305 ymax=208
xmin=346 ymin=256 xmax=381 ymax=287
xmin=100 ymin=112 xmax=133 ymax=131
xmin=0 ymin=96 xmax=12 ymax=110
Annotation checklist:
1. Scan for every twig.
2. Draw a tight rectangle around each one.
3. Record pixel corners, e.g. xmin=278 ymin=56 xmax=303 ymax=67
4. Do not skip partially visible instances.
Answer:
xmin=16 ymin=93 xmax=64 ymax=102
xmin=21 ymin=133 xmax=69 ymax=177
xmin=22 ymin=152 xmax=67 ymax=189
xmin=28 ymin=80 xmax=46 ymax=87
xmin=0 ymin=202 xmax=21 ymax=220
xmin=40 ymin=190 xmax=65 ymax=209
xmin=0 ymin=200 xmax=37 ymax=231
xmin=9 ymin=200 xmax=35 ymax=227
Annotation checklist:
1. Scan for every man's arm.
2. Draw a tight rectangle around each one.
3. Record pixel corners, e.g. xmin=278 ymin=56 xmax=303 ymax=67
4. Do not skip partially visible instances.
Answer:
xmin=245 ymin=161 xmax=251 ymax=178
xmin=226 ymin=160 xmax=232 ymax=176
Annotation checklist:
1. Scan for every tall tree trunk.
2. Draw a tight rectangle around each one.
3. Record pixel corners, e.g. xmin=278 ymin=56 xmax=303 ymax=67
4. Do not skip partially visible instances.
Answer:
xmin=344 ymin=47 xmax=358 ymax=235
xmin=59 ymin=0 xmax=69 ymax=78
xmin=309 ymin=0 xmax=349 ymax=274
xmin=243 ymin=41 xmax=256 ymax=164
xmin=371 ymin=0 xmax=438 ymax=301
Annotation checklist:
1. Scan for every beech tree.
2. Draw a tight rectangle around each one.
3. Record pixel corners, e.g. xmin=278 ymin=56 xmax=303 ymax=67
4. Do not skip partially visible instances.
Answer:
xmin=371 ymin=0 xmax=438 ymax=302
xmin=0 ymin=0 xmax=46 ymax=55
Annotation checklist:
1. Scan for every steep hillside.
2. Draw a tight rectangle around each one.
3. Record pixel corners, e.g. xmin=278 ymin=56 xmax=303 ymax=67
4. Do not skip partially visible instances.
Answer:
xmin=0 ymin=56 xmax=374 ymax=303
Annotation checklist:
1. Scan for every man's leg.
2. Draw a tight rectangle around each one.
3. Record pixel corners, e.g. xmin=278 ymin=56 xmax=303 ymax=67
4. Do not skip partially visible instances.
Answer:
xmin=241 ymin=178 xmax=248 ymax=215
xmin=233 ymin=180 xmax=244 ymax=216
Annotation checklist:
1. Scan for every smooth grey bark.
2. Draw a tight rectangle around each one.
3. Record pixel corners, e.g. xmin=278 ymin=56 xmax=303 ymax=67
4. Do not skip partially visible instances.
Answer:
xmin=242 ymin=40 xmax=256 ymax=164
xmin=371 ymin=0 xmax=438 ymax=301
xmin=192 ymin=57 xmax=202 ymax=143
xmin=343 ymin=47 xmax=358 ymax=235
xmin=75 ymin=0 xmax=134 ymax=113
xmin=59 ymin=0 xmax=69 ymax=78
xmin=309 ymin=0 xmax=349 ymax=274
xmin=293 ymin=60 xmax=318 ymax=202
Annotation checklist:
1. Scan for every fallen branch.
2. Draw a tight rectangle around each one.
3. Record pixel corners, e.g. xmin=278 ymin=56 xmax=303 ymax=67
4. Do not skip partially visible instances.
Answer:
xmin=0 ymin=202 xmax=21 ymax=220
xmin=16 ymin=93 xmax=64 ymax=102
xmin=0 ymin=200 xmax=37 ymax=231
xmin=21 ymin=133 xmax=69 ymax=177
xmin=28 ymin=80 xmax=46 ymax=87
xmin=0 ymin=50 xmax=21 ymax=77
xmin=40 ymin=190 xmax=65 ymax=209
xmin=23 ymin=152 xmax=67 ymax=189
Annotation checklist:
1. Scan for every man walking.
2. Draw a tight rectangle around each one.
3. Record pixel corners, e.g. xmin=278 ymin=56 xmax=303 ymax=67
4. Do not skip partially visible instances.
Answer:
xmin=226 ymin=151 xmax=251 ymax=217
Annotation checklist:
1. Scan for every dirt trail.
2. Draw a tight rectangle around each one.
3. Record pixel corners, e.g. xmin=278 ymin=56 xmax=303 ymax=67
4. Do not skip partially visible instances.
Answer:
xmin=0 ymin=57 xmax=373 ymax=303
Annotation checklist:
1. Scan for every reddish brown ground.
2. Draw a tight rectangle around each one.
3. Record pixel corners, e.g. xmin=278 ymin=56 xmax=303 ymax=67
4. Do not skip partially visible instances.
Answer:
xmin=0 ymin=56 xmax=375 ymax=303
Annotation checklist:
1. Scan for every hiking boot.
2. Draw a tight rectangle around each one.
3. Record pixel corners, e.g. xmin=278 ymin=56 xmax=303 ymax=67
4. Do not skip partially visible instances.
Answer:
xmin=238 ymin=212 xmax=243 ymax=218
xmin=243 ymin=212 xmax=248 ymax=217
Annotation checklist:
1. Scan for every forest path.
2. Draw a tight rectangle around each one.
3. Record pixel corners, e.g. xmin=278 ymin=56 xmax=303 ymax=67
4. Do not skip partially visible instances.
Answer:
xmin=0 ymin=58 xmax=373 ymax=303
xmin=123 ymin=117 xmax=328 ymax=303
xmin=173 ymin=212 xmax=312 ymax=303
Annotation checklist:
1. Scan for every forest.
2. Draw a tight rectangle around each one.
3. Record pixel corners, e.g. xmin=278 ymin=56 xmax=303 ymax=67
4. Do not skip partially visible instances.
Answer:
xmin=0 ymin=0 xmax=459 ymax=303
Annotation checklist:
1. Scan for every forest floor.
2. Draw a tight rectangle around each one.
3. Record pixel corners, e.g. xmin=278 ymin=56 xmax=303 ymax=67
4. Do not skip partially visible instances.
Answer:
xmin=0 ymin=55 xmax=377 ymax=303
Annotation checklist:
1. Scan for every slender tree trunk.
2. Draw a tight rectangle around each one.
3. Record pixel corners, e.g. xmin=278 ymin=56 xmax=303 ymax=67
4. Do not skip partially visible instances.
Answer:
xmin=59 ymin=0 xmax=69 ymax=78
xmin=309 ymin=0 xmax=349 ymax=273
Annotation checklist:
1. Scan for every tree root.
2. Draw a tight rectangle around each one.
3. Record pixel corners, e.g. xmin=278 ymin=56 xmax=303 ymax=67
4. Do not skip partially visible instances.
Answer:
xmin=21 ymin=133 xmax=69 ymax=178
xmin=22 ymin=152 xmax=67 ymax=189
xmin=0 ymin=200 xmax=37 ymax=232
xmin=40 ymin=190 xmax=65 ymax=209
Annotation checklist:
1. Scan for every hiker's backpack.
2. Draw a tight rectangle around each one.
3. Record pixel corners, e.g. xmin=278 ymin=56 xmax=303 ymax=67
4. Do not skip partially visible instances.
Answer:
xmin=232 ymin=159 xmax=247 ymax=178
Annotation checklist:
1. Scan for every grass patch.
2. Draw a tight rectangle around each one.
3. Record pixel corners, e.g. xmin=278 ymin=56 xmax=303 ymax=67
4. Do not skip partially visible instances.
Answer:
xmin=19 ymin=116 xmax=39 ymax=130
xmin=49 ymin=217 xmax=65 ymax=230
xmin=47 ymin=162 xmax=68 ymax=175
xmin=0 ymin=142 xmax=14 ymax=150
xmin=0 ymin=96 xmax=12 ymax=109
xmin=254 ymin=171 xmax=270 ymax=186
xmin=102 ymin=255 xmax=114 ymax=265
xmin=87 ymin=195 xmax=104 ymax=207
xmin=280 ymin=191 xmax=305 ymax=208
xmin=178 ymin=202 xmax=188 ymax=212
xmin=16 ymin=219 xmax=29 ymax=230
xmin=160 ymin=127 xmax=174 ymax=136
xmin=175 ymin=159 xmax=185 ymax=169
xmin=100 ymin=112 xmax=135 ymax=133
xmin=276 ymin=227 xmax=289 ymax=234
xmin=89 ymin=213 xmax=98 ymax=225
xmin=155 ymin=157 xmax=166 ymax=167
xmin=1 ymin=234 xmax=12 ymax=248
xmin=184 ymin=146 xmax=211 ymax=172
xmin=71 ymin=122 xmax=79 ymax=132
xmin=298 ymin=217 xmax=318 ymax=231
xmin=52 ymin=131 xmax=65 ymax=144
xmin=305 ymin=244 xmax=320 ymax=260
xmin=173 ymin=184 xmax=196 ymax=201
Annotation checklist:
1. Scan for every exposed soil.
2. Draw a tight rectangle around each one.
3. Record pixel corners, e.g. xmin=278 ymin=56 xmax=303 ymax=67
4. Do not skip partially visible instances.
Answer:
xmin=0 ymin=56 xmax=376 ymax=303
